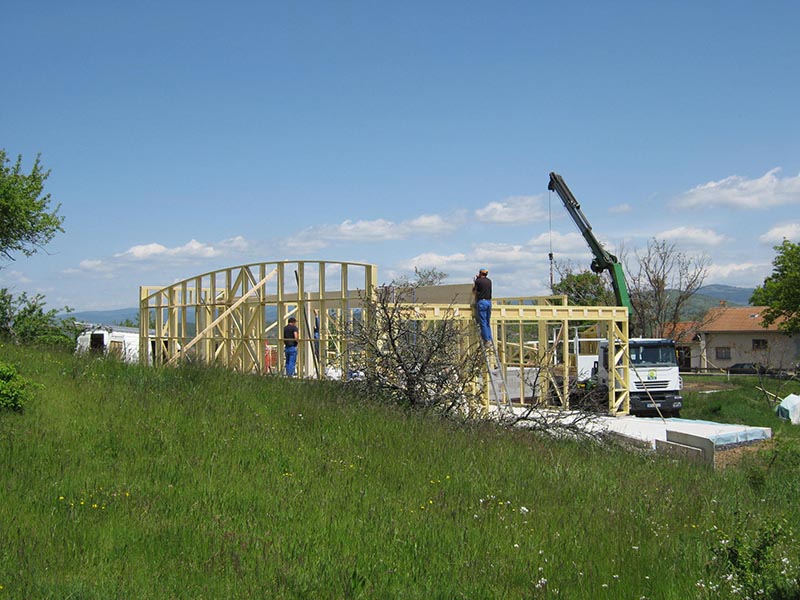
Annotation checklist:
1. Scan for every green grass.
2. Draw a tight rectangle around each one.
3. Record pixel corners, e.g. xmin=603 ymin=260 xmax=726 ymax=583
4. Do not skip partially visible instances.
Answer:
xmin=1 ymin=345 xmax=799 ymax=599
xmin=682 ymin=373 xmax=799 ymax=428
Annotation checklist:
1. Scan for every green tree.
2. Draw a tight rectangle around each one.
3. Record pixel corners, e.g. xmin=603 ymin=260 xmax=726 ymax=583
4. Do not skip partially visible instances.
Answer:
xmin=0 ymin=288 xmax=79 ymax=350
xmin=0 ymin=149 xmax=64 ymax=262
xmin=412 ymin=266 xmax=448 ymax=287
xmin=751 ymin=240 xmax=800 ymax=334
xmin=391 ymin=266 xmax=448 ymax=288
xmin=551 ymin=262 xmax=615 ymax=306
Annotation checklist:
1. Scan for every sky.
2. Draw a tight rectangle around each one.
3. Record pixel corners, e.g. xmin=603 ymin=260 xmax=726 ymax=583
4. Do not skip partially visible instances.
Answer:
xmin=1 ymin=1 xmax=798 ymax=311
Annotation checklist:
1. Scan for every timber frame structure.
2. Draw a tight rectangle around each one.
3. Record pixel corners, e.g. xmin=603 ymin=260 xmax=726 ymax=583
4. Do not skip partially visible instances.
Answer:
xmin=139 ymin=260 xmax=630 ymax=416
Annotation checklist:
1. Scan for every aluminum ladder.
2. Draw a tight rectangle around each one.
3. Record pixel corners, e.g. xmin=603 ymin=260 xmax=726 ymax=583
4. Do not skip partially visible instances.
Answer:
xmin=481 ymin=338 xmax=510 ymax=408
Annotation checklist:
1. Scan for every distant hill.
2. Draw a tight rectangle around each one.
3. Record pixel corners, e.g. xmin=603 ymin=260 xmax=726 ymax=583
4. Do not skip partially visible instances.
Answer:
xmin=65 ymin=305 xmax=280 ymax=328
xmin=65 ymin=307 xmax=140 ymax=326
xmin=695 ymin=285 xmax=755 ymax=306
xmin=675 ymin=285 xmax=754 ymax=321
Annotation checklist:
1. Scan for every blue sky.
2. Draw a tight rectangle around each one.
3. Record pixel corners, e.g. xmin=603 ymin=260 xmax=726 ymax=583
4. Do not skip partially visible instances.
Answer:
xmin=2 ymin=1 xmax=798 ymax=311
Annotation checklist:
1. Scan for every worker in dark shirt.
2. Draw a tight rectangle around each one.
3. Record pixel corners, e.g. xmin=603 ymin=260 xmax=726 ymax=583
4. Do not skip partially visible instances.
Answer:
xmin=283 ymin=316 xmax=299 ymax=376
xmin=473 ymin=268 xmax=492 ymax=342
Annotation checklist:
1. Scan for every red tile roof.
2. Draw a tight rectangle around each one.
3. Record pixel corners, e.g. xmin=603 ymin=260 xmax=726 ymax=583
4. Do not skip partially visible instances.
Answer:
xmin=663 ymin=320 xmax=700 ymax=343
xmin=700 ymin=306 xmax=783 ymax=332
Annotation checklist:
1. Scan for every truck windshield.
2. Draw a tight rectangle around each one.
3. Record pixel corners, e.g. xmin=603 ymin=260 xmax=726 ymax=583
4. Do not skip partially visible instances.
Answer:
xmin=629 ymin=344 xmax=677 ymax=367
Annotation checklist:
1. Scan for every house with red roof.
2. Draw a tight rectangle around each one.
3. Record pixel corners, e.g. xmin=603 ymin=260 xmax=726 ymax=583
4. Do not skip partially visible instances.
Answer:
xmin=695 ymin=305 xmax=799 ymax=372
xmin=662 ymin=320 xmax=702 ymax=371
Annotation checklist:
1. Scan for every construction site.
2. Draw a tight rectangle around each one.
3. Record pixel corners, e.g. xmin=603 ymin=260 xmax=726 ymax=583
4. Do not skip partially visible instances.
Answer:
xmin=129 ymin=173 xmax=773 ymax=463
xmin=135 ymin=173 xmax=678 ymax=417
xmin=138 ymin=258 xmax=628 ymax=411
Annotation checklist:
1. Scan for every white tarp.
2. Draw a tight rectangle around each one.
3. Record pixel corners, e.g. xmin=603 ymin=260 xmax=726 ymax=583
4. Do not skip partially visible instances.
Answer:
xmin=776 ymin=394 xmax=800 ymax=425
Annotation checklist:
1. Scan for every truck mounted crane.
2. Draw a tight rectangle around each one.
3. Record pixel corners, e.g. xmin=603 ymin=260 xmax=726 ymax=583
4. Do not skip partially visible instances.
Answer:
xmin=547 ymin=172 xmax=683 ymax=417
xmin=547 ymin=172 xmax=632 ymax=316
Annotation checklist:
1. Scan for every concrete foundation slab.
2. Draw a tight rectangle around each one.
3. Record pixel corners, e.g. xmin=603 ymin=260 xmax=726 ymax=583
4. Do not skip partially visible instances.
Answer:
xmin=598 ymin=415 xmax=772 ymax=451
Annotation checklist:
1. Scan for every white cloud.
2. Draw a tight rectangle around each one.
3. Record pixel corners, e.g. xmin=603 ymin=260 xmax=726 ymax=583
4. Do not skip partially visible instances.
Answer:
xmin=62 ymin=259 xmax=118 ymax=278
xmin=495 ymin=266 xmax=551 ymax=296
xmin=406 ymin=214 xmax=458 ymax=233
xmin=706 ymin=261 xmax=768 ymax=284
xmin=115 ymin=242 xmax=168 ymax=260
xmin=528 ymin=231 xmax=603 ymax=265
xmin=285 ymin=219 xmax=395 ymax=250
xmin=657 ymin=226 xmax=726 ymax=246
xmin=77 ymin=258 xmax=117 ymax=273
xmin=474 ymin=195 xmax=548 ymax=224
xmin=474 ymin=243 xmax=536 ymax=265
xmin=395 ymin=235 xmax=586 ymax=286
xmin=285 ymin=212 xmax=458 ymax=250
xmin=115 ymin=239 xmax=221 ymax=261
xmin=66 ymin=236 xmax=258 ymax=279
xmin=175 ymin=239 xmax=220 ymax=258
xmin=0 ymin=269 xmax=32 ymax=284
xmin=332 ymin=219 xmax=402 ymax=241
xmin=759 ymin=223 xmax=800 ymax=244
xmin=218 ymin=235 xmax=251 ymax=252
xmin=528 ymin=230 xmax=586 ymax=251
xmin=399 ymin=252 xmax=469 ymax=271
xmin=609 ymin=203 xmax=631 ymax=214
xmin=673 ymin=168 xmax=800 ymax=209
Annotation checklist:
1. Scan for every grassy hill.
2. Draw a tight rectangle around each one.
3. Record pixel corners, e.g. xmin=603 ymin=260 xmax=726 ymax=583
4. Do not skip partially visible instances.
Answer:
xmin=1 ymin=344 xmax=798 ymax=598
xmin=696 ymin=284 xmax=755 ymax=306
xmin=655 ymin=285 xmax=756 ymax=321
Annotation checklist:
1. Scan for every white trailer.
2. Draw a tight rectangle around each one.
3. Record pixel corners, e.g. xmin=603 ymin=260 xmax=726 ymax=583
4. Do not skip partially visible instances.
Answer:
xmin=75 ymin=325 xmax=145 ymax=364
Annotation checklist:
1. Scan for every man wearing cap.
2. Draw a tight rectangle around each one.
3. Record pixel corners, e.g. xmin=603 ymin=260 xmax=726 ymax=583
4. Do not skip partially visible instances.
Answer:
xmin=473 ymin=268 xmax=492 ymax=343
xmin=283 ymin=316 xmax=299 ymax=376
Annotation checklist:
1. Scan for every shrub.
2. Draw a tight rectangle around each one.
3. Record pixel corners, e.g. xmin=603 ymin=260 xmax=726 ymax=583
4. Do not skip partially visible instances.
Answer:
xmin=0 ymin=361 xmax=34 ymax=411
xmin=706 ymin=516 xmax=800 ymax=599
xmin=0 ymin=287 xmax=80 ymax=350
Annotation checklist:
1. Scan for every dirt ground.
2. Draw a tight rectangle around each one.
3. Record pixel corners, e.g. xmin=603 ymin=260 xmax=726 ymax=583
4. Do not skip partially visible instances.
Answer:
xmin=714 ymin=439 xmax=772 ymax=470
xmin=682 ymin=380 xmax=738 ymax=394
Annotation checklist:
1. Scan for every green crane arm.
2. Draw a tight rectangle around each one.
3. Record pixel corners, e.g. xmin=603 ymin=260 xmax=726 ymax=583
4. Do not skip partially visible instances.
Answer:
xmin=548 ymin=172 xmax=633 ymax=315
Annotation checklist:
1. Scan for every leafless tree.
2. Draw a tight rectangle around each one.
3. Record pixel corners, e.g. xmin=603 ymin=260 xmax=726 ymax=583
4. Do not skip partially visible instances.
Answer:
xmin=347 ymin=283 xmax=609 ymax=441
xmin=500 ymin=406 xmax=609 ymax=442
xmin=346 ymin=283 xmax=485 ymax=415
xmin=492 ymin=365 xmax=609 ymax=441
xmin=625 ymin=238 xmax=710 ymax=338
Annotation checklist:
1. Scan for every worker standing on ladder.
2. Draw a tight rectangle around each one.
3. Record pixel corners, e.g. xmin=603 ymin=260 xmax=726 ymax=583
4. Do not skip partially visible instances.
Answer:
xmin=473 ymin=268 xmax=493 ymax=343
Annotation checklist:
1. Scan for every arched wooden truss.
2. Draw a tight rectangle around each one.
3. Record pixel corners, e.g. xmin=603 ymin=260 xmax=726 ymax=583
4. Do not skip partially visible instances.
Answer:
xmin=139 ymin=260 xmax=377 ymax=378
xmin=139 ymin=261 xmax=629 ymax=415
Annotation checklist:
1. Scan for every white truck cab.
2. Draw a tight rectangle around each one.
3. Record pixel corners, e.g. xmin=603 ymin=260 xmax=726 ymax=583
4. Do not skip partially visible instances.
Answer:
xmin=596 ymin=338 xmax=683 ymax=417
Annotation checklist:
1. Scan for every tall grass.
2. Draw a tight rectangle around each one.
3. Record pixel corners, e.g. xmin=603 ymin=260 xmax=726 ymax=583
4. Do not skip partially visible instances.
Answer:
xmin=1 ymin=344 xmax=799 ymax=598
